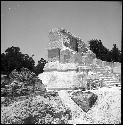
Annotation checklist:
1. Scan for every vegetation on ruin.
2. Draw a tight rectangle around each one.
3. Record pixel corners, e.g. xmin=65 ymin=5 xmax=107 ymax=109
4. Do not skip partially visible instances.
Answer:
xmin=1 ymin=68 xmax=72 ymax=124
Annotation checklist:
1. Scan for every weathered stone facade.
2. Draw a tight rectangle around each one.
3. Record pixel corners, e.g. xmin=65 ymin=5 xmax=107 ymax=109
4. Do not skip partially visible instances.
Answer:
xmin=47 ymin=28 xmax=94 ymax=64
xmin=48 ymin=48 xmax=60 ymax=62
xmin=38 ymin=28 xmax=120 ymax=90
xmin=41 ymin=28 xmax=97 ymax=90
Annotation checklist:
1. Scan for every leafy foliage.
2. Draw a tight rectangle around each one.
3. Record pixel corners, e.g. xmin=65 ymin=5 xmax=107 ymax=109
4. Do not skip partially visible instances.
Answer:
xmin=1 ymin=46 xmax=35 ymax=76
xmin=1 ymin=67 xmax=46 ymax=99
xmin=35 ymin=58 xmax=47 ymax=75
xmin=88 ymin=39 xmax=121 ymax=62
xmin=110 ymin=44 xmax=121 ymax=62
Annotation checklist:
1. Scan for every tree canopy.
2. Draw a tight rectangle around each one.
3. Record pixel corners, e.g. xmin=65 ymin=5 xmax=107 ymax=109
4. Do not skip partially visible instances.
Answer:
xmin=35 ymin=58 xmax=47 ymax=75
xmin=88 ymin=39 xmax=121 ymax=63
xmin=1 ymin=46 xmax=47 ymax=76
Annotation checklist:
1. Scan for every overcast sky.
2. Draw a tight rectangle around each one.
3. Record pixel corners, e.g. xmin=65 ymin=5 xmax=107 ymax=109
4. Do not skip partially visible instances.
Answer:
xmin=1 ymin=1 xmax=122 ymax=65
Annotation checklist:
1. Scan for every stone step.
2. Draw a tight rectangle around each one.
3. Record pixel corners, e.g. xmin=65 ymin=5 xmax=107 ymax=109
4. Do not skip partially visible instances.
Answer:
xmin=100 ymin=76 xmax=113 ymax=78
xmin=96 ymin=68 xmax=105 ymax=69
xmin=102 ymin=77 xmax=115 ymax=80
xmin=103 ymin=78 xmax=117 ymax=80
xmin=104 ymin=81 xmax=118 ymax=83
xmin=104 ymin=81 xmax=120 ymax=83
xmin=99 ymin=77 xmax=114 ymax=79
xmin=99 ymin=78 xmax=118 ymax=82
xmin=99 ymin=76 xmax=114 ymax=78
xmin=102 ymin=78 xmax=117 ymax=80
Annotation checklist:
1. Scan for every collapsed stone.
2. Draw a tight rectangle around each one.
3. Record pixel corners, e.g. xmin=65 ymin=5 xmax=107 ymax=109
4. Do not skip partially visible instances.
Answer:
xmin=71 ymin=91 xmax=98 ymax=112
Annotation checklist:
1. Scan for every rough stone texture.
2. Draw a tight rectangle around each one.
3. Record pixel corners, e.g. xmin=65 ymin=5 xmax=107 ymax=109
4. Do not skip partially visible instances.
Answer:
xmin=39 ymin=28 xmax=121 ymax=91
xmin=43 ymin=61 xmax=78 ymax=71
xmin=38 ymin=71 xmax=81 ymax=90
xmin=48 ymin=48 xmax=60 ymax=62
xmin=48 ymin=28 xmax=63 ymax=50
xmin=74 ymin=53 xmax=84 ymax=64
xmin=60 ymin=49 xmax=72 ymax=63
xmin=60 ymin=29 xmax=78 ymax=52
xmin=85 ymin=87 xmax=121 ymax=124
xmin=48 ymin=28 xmax=79 ymax=52
xmin=47 ymin=28 xmax=95 ymax=64
xmin=43 ymin=46 xmax=95 ymax=90
xmin=71 ymin=91 xmax=98 ymax=112
xmin=37 ymin=28 xmax=121 ymax=124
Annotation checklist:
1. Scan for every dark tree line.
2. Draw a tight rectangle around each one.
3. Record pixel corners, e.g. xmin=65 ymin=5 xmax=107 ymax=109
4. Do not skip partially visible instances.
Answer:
xmin=1 ymin=39 xmax=121 ymax=76
xmin=88 ymin=39 xmax=121 ymax=63
xmin=1 ymin=46 xmax=47 ymax=76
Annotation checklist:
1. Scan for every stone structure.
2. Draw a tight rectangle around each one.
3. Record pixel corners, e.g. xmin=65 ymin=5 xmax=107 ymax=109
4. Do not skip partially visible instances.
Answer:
xmin=39 ymin=28 xmax=96 ymax=90
xmin=38 ymin=28 xmax=121 ymax=90
xmin=48 ymin=48 xmax=60 ymax=62
xmin=48 ymin=28 xmax=95 ymax=64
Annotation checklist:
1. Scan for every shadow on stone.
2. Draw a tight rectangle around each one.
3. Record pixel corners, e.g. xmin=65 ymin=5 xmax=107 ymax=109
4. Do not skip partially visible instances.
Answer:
xmin=71 ymin=91 xmax=98 ymax=112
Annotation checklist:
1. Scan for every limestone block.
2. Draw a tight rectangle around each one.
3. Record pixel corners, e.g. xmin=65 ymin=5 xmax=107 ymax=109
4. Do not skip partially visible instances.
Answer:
xmin=60 ymin=49 xmax=71 ymax=63
xmin=74 ymin=53 xmax=83 ymax=64
xmin=48 ymin=48 xmax=60 ymax=62
xmin=71 ymin=91 xmax=98 ymax=112
xmin=38 ymin=71 xmax=81 ymax=90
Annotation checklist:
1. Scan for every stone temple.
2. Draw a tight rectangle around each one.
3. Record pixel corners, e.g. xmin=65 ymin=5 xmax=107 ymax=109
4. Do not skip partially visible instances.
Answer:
xmin=38 ymin=28 xmax=121 ymax=91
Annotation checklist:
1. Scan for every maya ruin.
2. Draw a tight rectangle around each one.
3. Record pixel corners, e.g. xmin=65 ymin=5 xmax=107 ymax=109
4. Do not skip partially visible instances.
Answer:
xmin=38 ymin=28 xmax=121 ymax=124
xmin=39 ymin=28 xmax=121 ymax=91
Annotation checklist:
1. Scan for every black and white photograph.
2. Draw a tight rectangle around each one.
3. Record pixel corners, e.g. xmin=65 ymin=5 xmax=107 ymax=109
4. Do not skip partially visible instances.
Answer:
xmin=1 ymin=1 xmax=121 ymax=124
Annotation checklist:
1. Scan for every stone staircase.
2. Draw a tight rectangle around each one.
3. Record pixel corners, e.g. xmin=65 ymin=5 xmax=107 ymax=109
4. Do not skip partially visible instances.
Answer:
xmin=95 ymin=66 xmax=107 ymax=74
xmin=93 ymin=65 xmax=120 ymax=87
xmin=98 ymin=73 xmax=120 ymax=87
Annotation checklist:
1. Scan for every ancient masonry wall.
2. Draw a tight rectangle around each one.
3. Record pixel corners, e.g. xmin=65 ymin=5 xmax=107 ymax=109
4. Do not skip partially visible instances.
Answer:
xmin=47 ymin=28 xmax=95 ymax=64
xmin=48 ymin=48 xmax=60 ymax=62
xmin=42 ymin=28 xmax=99 ymax=89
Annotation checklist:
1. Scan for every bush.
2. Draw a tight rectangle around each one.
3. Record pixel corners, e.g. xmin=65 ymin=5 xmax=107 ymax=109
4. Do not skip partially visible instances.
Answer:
xmin=1 ymin=67 xmax=46 ymax=99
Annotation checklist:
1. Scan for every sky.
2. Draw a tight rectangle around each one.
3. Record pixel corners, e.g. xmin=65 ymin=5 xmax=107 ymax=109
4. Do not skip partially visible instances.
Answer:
xmin=1 ymin=1 xmax=122 ymax=65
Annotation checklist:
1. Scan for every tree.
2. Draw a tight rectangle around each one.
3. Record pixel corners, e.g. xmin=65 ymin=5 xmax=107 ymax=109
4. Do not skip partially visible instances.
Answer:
xmin=1 ymin=46 xmax=35 ymax=76
xmin=22 ymin=54 xmax=35 ymax=72
xmin=88 ymin=39 xmax=121 ymax=62
xmin=110 ymin=44 xmax=121 ymax=62
xmin=35 ymin=58 xmax=47 ymax=75
xmin=88 ymin=39 xmax=109 ymax=61
xmin=1 ymin=53 xmax=8 ymax=74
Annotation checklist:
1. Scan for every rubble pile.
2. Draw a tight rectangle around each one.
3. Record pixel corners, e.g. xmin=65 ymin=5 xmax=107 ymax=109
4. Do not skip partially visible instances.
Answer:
xmin=84 ymin=87 xmax=121 ymax=124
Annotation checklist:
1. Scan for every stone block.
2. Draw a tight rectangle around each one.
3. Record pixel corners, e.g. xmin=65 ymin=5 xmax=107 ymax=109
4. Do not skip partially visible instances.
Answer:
xmin=48 ymin=48 xmax=60 ymax=62
xmin=71 ymin=91 xmax=98 ymax=112
xmin=74 ymin=53 xmax=83 ymax=64
xmin=60 ymin=49 xmax=72 ymax=63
